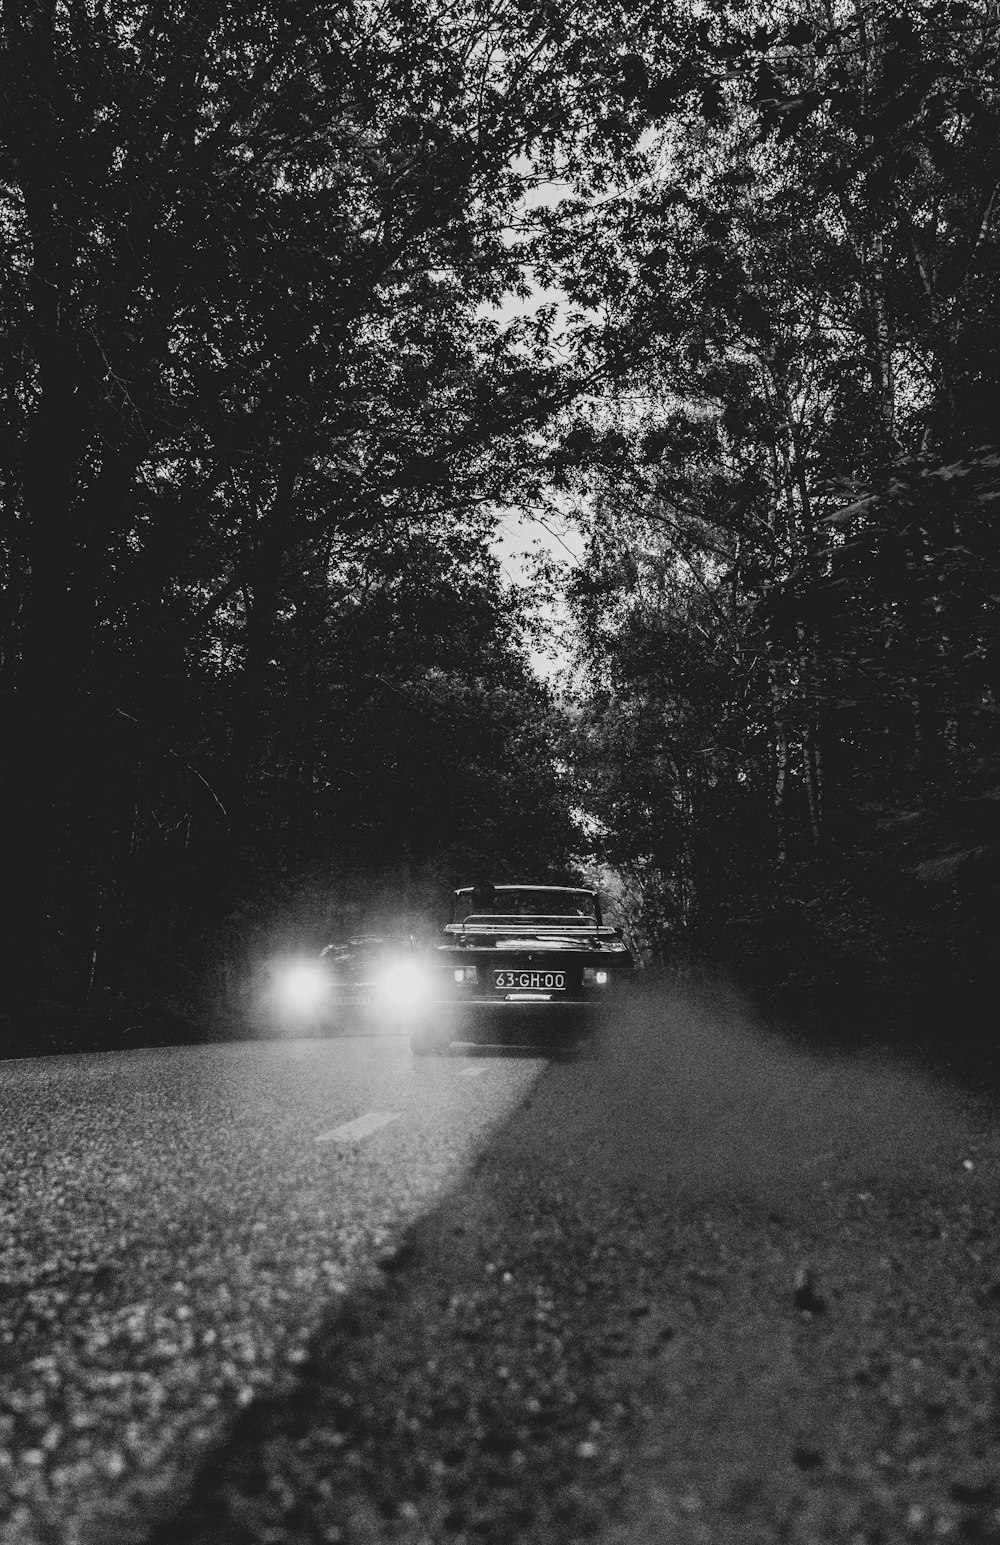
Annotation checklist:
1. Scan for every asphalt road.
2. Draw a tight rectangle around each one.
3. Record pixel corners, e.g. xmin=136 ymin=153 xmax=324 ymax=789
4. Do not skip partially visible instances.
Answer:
xmin=3 ymin=986 xmax=1000 ymax=1545
xmin=0 ymin=1030 xmax=547 ymax=1543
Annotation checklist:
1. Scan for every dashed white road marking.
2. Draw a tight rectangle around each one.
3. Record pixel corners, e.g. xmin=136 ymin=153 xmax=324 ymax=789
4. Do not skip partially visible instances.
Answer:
xmin=458 ymin=1067 xmax=487 ymax=1078
xmin=315 ymin=1110 xmax=402 ymax=1143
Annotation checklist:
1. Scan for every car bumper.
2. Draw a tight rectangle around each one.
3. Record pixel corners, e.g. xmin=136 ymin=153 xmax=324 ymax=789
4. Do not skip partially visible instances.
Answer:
xmin=431 ymin=995 xmax=603 ymax=1043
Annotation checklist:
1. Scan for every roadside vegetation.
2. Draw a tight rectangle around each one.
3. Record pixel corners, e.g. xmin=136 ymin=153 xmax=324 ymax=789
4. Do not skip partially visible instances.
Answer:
xmin=551 ymin=4 xmax=1000 ymax=1053
xmin=1 ymin=1 xmax=998 ymax=1055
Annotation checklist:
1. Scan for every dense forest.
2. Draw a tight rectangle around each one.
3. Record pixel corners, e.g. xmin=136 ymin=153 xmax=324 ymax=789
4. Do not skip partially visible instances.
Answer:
xmin=1 ymin=0 xmax=998 ymax=1053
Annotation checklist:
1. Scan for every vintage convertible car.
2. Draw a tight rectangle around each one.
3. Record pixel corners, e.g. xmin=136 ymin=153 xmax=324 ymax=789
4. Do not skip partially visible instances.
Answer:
xmin=410 ymin=884 xmax=634 ymax=1056
xmin=270 ymin=935 xmax=431 ymax=1035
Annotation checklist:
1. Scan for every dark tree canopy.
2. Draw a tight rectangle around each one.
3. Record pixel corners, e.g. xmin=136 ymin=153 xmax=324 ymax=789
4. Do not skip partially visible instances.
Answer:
xmin=2 ymin=0 xmax=998 ymax=1048
xmin=0 ymin=0 xmax=610 ymax=1029
xmin=539 ymin=0 xmax=1000 ymax=1035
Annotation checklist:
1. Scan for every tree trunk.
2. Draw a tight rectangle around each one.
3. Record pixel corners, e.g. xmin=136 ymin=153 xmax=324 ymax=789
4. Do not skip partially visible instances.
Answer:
xmin=768 ymin=661 xmax=790 ymax=865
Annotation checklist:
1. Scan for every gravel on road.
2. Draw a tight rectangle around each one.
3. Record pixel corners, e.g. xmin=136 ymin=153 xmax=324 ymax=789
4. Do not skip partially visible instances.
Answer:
xmin=135 ymin=986 xmax=1000 ymax=1545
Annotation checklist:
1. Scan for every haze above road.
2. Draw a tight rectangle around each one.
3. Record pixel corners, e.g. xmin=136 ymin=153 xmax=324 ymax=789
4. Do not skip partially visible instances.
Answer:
xmin=2 ymin=989 xmax=999 ymax=1545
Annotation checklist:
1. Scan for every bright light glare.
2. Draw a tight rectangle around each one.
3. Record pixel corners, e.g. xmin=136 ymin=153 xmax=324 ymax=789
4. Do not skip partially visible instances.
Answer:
xmin=380 ymin=960 xmax=431 ymax=1008
xmin=278 ymin=961 xmax=329 ymax=1013
xmin=595 ymin=970 xmax=608 ymax=985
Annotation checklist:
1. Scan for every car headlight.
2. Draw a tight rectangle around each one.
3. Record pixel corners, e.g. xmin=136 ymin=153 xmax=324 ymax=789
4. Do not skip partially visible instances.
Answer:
xmin=583 ymin=967 xmax=609 ymax=986
xmin=380 ymin=960 xmax=431 ymax=1008
xmin=275 ymin=960 xmax=330 ymax=1013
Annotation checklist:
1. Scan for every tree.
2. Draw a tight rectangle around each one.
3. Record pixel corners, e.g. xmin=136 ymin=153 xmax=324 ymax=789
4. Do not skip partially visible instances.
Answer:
xmin=0 ymin=0 xmax=611 ymax=1018
xmin=542 ymin=1 xmax=1000 ymax=1016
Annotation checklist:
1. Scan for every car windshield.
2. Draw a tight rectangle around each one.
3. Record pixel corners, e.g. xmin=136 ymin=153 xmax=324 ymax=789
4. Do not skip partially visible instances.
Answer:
xmin=453 ymin=889 xmax=597 ymax=923
xmin=321 ymin=935 xmax=412 ymax=962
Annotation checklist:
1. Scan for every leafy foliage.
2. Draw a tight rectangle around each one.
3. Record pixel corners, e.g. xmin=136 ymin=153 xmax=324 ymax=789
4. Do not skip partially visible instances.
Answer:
xmin=0 ymin=0 xmax=610 ymax=1031
xmin=2 ymin=0 xmax=999 ymax=1048
xmin=543 ymin=2 xmax=1000 ymax=1038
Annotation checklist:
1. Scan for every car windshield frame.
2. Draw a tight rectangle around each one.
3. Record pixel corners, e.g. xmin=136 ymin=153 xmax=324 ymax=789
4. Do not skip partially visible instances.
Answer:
xmin=451 ymin=887 xmax=599 ymax=925
xmin=320 ymin=935 xmax=414 ymax=961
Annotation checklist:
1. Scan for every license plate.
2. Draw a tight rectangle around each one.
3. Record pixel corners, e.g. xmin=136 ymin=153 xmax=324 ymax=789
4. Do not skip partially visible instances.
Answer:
xmin=493 ymin=970 xmax=566 ymax=991
xmin=339 ymin=995 xmax=371 ymax=1006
